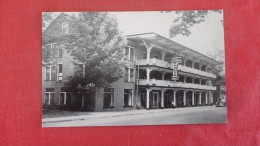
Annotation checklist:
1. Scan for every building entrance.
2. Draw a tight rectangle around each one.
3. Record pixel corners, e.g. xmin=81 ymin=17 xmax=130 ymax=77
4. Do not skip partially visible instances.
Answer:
xmin=152 ymin=92 xmax=159 ymax=108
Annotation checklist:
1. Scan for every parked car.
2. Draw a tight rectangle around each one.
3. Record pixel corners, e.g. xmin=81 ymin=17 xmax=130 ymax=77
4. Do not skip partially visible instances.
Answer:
xmin=216 ymin=97 xmax=226 ymax=107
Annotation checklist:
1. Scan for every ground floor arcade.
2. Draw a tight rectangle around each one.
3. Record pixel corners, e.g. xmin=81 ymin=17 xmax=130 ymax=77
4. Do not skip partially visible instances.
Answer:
xmin=139 ymin=87 xmax=214 ymax=109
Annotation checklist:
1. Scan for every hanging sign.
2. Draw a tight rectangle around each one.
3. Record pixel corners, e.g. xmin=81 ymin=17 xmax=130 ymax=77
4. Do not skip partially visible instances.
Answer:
xmin=171 ymin=57 xmax=182 ymax=81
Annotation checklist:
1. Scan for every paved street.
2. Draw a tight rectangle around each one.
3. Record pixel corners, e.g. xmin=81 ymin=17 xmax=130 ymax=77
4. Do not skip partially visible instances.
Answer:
xmin=43 ymin=106 xmax=227 ymax=127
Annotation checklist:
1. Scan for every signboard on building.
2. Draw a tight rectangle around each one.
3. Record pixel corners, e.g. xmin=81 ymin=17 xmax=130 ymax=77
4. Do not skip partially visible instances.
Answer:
xmin=171 ymin=57 xmax=182 ymax=81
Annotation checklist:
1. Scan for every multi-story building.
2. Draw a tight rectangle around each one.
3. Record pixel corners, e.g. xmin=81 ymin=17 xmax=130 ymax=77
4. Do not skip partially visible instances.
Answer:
xmin=42 ymin=13 xmax=221 ymax=111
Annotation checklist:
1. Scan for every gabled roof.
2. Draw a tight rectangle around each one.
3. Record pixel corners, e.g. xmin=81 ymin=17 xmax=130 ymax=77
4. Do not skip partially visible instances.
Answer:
xmin=42 ymin=13 xmax=77 ymax=43
xmin=43 ymin=13 xmax=69 ymax=35
xmin=126 ymin=32 xmax=222 ymax=66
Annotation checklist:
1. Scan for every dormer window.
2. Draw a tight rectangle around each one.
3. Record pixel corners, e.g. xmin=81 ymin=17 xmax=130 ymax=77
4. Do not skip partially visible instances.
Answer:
xmin=62 ymin=22 xmax=69 ymax=34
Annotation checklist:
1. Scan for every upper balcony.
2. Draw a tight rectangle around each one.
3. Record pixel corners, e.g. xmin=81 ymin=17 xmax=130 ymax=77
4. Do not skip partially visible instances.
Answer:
xmin=137 ymin=58 xmax=216 ymax=79
xmin=139 ymin=79 xmax=216 ymax=91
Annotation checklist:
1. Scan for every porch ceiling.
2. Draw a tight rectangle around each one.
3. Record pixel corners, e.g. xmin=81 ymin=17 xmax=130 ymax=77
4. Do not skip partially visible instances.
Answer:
xmin=126 ymin=32 xmax=221 ymax=66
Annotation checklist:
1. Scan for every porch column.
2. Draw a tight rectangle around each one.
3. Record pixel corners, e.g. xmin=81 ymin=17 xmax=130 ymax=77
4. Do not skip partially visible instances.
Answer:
xmin=81 ymin=95 xmax=84 ymax=108
xmin=184 ymin=76 xmax=187 ymax=83
xmin=199 ymin=92 xmax=202 ymax=105
xmin=183 ymin=90 xmax=187 ymax=106
xmin=183 ymin=58 xmax=187 ymax=66
xmin=173 ymin=90 xmax=177 ymax=106
xmin=205 ymin=92 xmax=208 ymax=105
xmin=192 ymin=77 xmax=195 ymax=84
xmin=192 ymin=91 xmax=195 ymax=106
xmin=199 ymin=78 xmax=202 ymax=85
xmin=143 ymin=40 xmax=153 ymax=64
xmin=209 ymin=91 xmax=213 ymax=104
xmin=162 ymin=51 xmax=167 ymax=61
xmin=162 ymin=71 xmax=166 ymax=80
xmin=161 ymin=89 xmax=166 ymax=108
xmin=146 ymin=68 xmax=152 ymax=84
xmin=146 ymin=88 xmax=151 ymax=109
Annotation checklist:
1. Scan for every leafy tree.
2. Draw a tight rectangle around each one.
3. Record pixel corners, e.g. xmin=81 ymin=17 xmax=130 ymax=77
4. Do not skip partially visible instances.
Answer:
xmin=63 ymin=12 xmax=125 ymax=90
xmin=168 ymin=10 xmax=222 ymax=38
xmin=42 ymin=12 xmax=54 ymax=31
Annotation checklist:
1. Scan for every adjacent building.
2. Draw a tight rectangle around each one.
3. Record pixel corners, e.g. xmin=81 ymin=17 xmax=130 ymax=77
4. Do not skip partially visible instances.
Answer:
xmin=42 ymin=13 xmax=222 ymax=111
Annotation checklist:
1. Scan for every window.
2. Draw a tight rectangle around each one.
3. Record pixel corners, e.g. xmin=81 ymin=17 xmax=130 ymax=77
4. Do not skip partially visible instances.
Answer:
xmin=62 ymin=22 xmax=69 ymax=34
xmin=45 ymin=65 xmax=56 ymax=81
xmin=125 ymin=67 xmax=129 ymax=82
xmin=125 ymin=67 xmax=134 ymax=82
xmin=44 ymin=88 xmax=55 ymax=105
xmin=46 ymin=43 xmax=61 ymax=58
xmin=124 ymin=89 xmax=133 ymax=107
xmin=58 ymin=64 xmax=62 ymax=81
xmin=130 ymin=68 xmax=134 ymax=82
xmin=58 ymin=48 xmax=63 ymax=58
xmin=124 ymin=46 xmax=135 ymax=61
xmin=103 ymin=88 xmax=114 ymax=108
xmin=59 ymin=92 xmax=71 ymax=106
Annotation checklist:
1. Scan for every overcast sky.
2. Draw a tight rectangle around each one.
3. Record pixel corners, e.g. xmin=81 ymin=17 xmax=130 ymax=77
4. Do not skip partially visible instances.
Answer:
xmin=110 ymin=11 xmax=224 ymax=56
xmin=46 ymin=11 xmax=224 ymax=57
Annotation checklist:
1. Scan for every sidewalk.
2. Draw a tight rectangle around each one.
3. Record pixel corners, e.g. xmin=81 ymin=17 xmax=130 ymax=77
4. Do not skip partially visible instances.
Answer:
xmin=42 ymin=106 xmax=216 ymax=123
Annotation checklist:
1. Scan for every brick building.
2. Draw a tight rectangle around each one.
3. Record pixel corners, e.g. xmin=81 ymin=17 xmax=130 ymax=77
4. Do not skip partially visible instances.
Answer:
xmin=42 ymin=13 xmax=222 ymax=111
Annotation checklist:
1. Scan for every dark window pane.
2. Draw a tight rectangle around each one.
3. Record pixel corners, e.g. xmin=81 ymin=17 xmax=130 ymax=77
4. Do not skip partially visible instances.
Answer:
xmin=46 ymin=88 xmax=55 ymax=92
xmin=130 ymin=69 xmax=134 ymax=82
xmin=50 ymin=93 xmax=55 ymax=105
xmin=51 ymin=66 xmax=56 ymax=80
xmin=46 ymin=67 xmax=50 ymax=80
xmin=104 ymin=93 xmax=112 ymax=108
xmin=44 ymin=93 xmax=49 ymax=105
xmin=66 ymin=93 xmax=71 ymax=105
xmin=60 ymin=93 xmax=65 ymax=105
xmin=125 ymin=68 xmax=129 ymax=82
xmin=58 ymin=64 xmax=62 ymax=73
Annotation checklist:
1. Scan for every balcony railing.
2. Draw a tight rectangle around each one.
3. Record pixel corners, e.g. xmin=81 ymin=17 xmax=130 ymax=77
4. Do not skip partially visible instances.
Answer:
xmin=139 ymin=79 xmax=216 ymax=90
xmin=137 ymin=58 xmax=216 ymax=78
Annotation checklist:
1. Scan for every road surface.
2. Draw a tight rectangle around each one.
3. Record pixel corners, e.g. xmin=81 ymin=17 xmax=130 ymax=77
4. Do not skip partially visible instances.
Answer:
xmin=43 ymin=106 xmax=227 ymax=127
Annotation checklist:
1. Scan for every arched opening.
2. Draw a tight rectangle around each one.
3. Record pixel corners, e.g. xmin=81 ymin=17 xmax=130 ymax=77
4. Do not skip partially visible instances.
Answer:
xmin=194 ymin=92 xmax=200 ymax=106
xmin=164 ymin=90 xmax=173 ymax=108
xmin=201 ymin=79 xmax=207 ymax=85
xmin=140 ymin=88 xmax=147 ymax=108
xmin=207 ymin=68 xmax=212 ymax=73
xmin=201 ymin=92 xmax=207 ymax=105
xmin=185 ymin=59 xmax=192 ymax=67
xmin=179 ymin=58 xmax=185 ymax=65
xmin=194 ymin=62 xmax=200 ymax=69
xmin=176 ymin=90 xmax=184 ymax=107
xmin=149 ymin=90 xmax=161 ymax=109
xmin=186 ymin=76 xmax=193 ymax=83
xmin=186 ymin=91 xmax=193 ymax=107
xmin=164 ymin=73 xmax=172 ymax=80
xmin=194 ymin=78 xmax=200 ymax=84
xmin=164 ymin=52 xmax=175 ymax=62
xmin=150 ymin=47 xmax=162 ymax=60
xmin=178 ymin=75 xmax=185 ymax=82
xmin=201 ymin=65 xmax=206 ymax=71
xmin=139 ymin=69 xmax=146 ymax=79
xmin=138 ymin=46 xmax=147 ymax=59
xmin=150 ymin=70 xmax=163 ymax=80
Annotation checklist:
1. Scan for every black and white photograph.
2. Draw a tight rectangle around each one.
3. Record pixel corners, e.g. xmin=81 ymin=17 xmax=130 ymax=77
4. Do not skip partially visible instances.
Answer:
xmin=42 ymin=10 xmax=227 ymax=127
